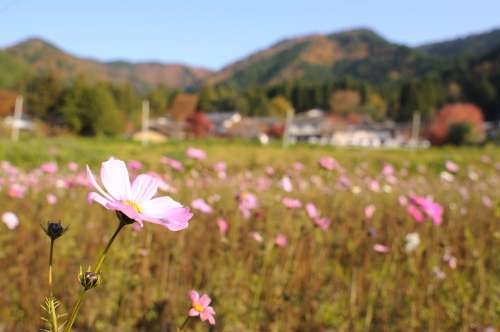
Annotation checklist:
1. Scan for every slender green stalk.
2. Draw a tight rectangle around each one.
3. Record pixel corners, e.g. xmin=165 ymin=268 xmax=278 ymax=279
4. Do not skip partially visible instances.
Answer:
xmin=178 ymin=316 xmax=190 ymax=331
xmin=48 ymin=239 xmax=58 ymax=332
xmin=64 ymin=221 xmax=126 ymax=332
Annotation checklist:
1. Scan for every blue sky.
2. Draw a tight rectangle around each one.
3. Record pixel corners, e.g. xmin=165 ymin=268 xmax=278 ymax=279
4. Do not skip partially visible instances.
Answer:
xmin=0 ymin=0 xmax=498 ymax=69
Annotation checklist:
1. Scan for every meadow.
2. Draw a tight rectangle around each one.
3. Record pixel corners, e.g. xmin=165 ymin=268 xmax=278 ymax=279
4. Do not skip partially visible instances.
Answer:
xmin=0 ymin=137 xmax=499 ymax=332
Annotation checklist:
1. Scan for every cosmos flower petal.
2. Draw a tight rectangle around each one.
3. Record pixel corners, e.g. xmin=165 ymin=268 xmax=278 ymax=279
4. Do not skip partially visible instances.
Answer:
xmin=88 ymin=192 xmax=112 ymax=207
xmin=189 ymin=290 xmax=200 ymax=302
xmin=131 ymin=174 xmax=159 ymax=203
xmin=199 ymin=294 xmax=211 ymax=307
xmin=100 ymin=158 xmax=131 ymax=201
xmin=188 ymin=309 xmax=199 ymax=317
xmin=86 ymin=165 xmax=114 ymax=201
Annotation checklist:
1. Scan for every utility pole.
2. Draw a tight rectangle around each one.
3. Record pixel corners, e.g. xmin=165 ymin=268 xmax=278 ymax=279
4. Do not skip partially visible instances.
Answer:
xmin=411 ymin=111 xmax=421 ymax=144
xmin=282 ymin=107 xmax=294 ymax=147
xmin=11 ymin=95 xmax=23 ymax=142
xmin=141 ymin=99 xmax=150 ymax=145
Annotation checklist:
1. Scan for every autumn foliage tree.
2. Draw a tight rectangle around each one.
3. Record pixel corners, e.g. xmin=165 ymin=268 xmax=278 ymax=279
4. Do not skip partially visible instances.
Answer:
xmin=186 ymin=111 xmax=213 ymax=137
xmin=428 ymin=103 xmax=484 ymax=145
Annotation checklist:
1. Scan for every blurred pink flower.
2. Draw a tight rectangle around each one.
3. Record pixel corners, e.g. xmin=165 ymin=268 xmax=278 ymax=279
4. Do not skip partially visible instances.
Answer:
xmin=319 ymin=156 xmax=337 ymax=170
xmin=2 ymin=212 xmax=19 ymax=230
xmin=238 ymin=192 xmax=258 ymax=219
xmin=364 ymin=204 xmax=376 ymax=219
xmin=216 ymin=218 xmax=228 ymax=235
xmin=445 ymin=160 xmax=459 ymax=173
xmin=41 ymin=162 xmax=58 ymax=174
xmin=213 ymin=161 xmax=226 ymax=173
xmin=314 ymin=217 xmax=331 ymax=230
xmin=191 ymin=198 xmax=213 ymax=214
xmin=280 ymin=176 xmax=293 ymax=192
xmin=382 ymin=163 xmax=395 ymax=176
xmin=87 ymin=158 xmax=192 ymax=231
xmin=407 ymin=204 xmax=424 ymax=223
xmin=251 ymin=231 xmax=263 ymax=243
xmin=67 ymin=162 xmax=79 ymax=172
xmin=8 ymin=184 xmax=26 ymax=198
xmin=407 ymin=195 xmax=443 ymax=225
xmin=306 ymin=203 xmax=320 ymax=219
xmin=46 ymin=193 xmax=57 ymax=205
xmin=188 ymin=290 xmax=216 ymax=325
xmin=275 ymin=233 xmax=288 ymax=247
xmin=160 ymin=156 xmax=183 ymax=171
xmin=127 ymin=160 xmax=143 ymax=170
xmin=373 ymin=244 xmax=389 ymax=253
xmin=186 ymin=147 xmax=207 ymax=160
xmin=282 ymin=197 xmax=302 ymax=209
xmin=293 ymin=162 xmax=304 ymax=171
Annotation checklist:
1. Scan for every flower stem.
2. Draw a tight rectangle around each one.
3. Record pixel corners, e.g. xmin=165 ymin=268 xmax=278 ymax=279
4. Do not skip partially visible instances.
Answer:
xmin=48 ymin=238 xmax=58 ymax=332
xmin=48 ymin=239 xmax=54 ymax=297
xmin=178 ymin=316 xmax=190 ymax=331
xmin=64 ymin=220 xmax=127 ymax=332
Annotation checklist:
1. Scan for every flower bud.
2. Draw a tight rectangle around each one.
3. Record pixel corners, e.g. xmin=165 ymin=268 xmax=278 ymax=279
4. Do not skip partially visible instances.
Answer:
xmin=79 ymin=267 xmax=101 ymax=291
xmin=42 ymin=221 xmax=68 ymax=240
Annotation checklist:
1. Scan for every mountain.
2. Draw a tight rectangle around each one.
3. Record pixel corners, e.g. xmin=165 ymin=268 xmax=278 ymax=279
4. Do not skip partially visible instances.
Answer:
xmin=1 ymin=38 xmax=212 ymax=90
xmin=419 ymin=28 xmax=500 ymax=59
xmin=208 ymin=29 xmax=446 ymax=87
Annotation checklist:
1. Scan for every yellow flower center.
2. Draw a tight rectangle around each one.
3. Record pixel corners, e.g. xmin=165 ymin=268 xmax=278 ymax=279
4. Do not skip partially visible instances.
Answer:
xmin=193 ymin=303 xmax=204 ymax=312
xmin=124 ymin=200 xmax=142 ymax=213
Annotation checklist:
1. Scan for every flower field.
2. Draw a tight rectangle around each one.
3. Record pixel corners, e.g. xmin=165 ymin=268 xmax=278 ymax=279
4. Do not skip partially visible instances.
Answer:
xmin=0 ymin=138 xmax=499 ymax=331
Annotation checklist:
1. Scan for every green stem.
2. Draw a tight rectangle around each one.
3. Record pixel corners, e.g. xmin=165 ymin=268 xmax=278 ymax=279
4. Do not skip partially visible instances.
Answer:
xmin=64 ymin=221 xmax=126 ymax=332
xmin=178 ymin=316 xmax=190 ymax=331
xmin=48 ymin=239 xmax=58 ymax=332
xmin=49 ymin=239 xmax=54 ymax=297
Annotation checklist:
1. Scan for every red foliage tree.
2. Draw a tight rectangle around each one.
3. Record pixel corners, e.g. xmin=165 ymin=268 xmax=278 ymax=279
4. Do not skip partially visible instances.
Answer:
xmin=186 ymin=111 xmax=213 ymax=137
xmin=428 ymin=103 xmax=484 ymax=144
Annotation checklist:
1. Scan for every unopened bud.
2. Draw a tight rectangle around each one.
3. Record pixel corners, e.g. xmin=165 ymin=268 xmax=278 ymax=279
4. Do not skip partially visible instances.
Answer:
xmin=79 ymin=267 xmax=101 ymax=291
xmin=42 ymin=221 xmax=68 ymax=240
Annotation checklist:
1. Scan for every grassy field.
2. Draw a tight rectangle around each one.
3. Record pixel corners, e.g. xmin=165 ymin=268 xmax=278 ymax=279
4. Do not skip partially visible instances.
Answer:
xmin=0 ymin=137 xmax=499 ymax=331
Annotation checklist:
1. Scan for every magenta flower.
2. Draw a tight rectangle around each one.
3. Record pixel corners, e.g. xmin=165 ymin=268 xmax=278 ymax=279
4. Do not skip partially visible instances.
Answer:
xmin=216 ymin=218 xmax=228 ymax=235
xmin=41 ymin=162 xmax=58 ymax=174
xmin=186 ymin=147 xmax=207 ymax=160
xmin=127 ymin=160 xmax=143 ymax=171
xmin=280 ymin=176 xmax=293 ymax=192
xmin=319 ymin=156 xmax=337 ymax=170
xmin=238 ymin=192 xmax=258 ymax=219
xmin=8 ymin=184 xmax=26 ymax=199
xmin=373 ymin=243 xmax=389 ymax=253
xmin=275 ymin=233 xmax=288 ymax=247
xmin=188 ymin=290 xmax=216 ymax=325
xmin=191 ymin=198 xmax=213 ymax=214
xmin=445 ymin=160 xmax=459 ymax=173
xmin=86 ymin=158 xmax=192 ymax=231
xmin=282 ymin=197 xmax=302 ymax=209
xmin=160 ymin=156 xmax=183 ymax=171
xmin=2 ymin=212 xmax=19 ymax=230
xmin=364 ymin=204 xmax=376 ymax=219
xmin=305 ymin=203 xmax=320 ymax=219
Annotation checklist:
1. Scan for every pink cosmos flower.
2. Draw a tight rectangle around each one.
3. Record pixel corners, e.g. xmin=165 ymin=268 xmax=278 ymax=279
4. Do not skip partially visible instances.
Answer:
xmin=8 ymin=184 xmax=26 ymax=198
xmin=282 ymin=197 xmax=302 ymax=209
xmin=251 ymin=231 xmax=263 ymax=243
xmin=67 ymin=162 xmax=79 ymax=172
xmin=41 ymin=162 xmax=58 ymax=174
xmin=275 ymin=233 xmax=288 ymax=247
xmin=293 ymin=162 xmax=304 ymax=171
xmin=382 ymin=163 xmax=395 ymax=176
xmin=186 ymin=147 xmax=207 ymax=160
xmin=407 ymin=204 xmax=424 ymax=223
xmin=127 ymin=160 xmax=143 ymax=171
xmin=445 ymin=160 xmax=459 ymax=173
xmin=188 ymin=290 xmax=216 ymax=325
xmin=280 ymin=176 xmax=293 ymax=192
xmin=238 ymin=192 xmax=258 ymax=219
xmin=2 ymin=212 xmax=19 ymax=230
xmin=86 ymin=158 xmax=192 ymax=231
xmin=410 ymin=195 xmax=443 ymax=225
xmin=314 ymin=217 xmax=331 ymax=230
xmin=47 ymin=193 xmax=57 ymax=205
xmin=191 ymin=198 xmax=213 ymax=214
xmin=216 ymin=218 xmax=228 ymax=235
xmin=319 ymin=156 xmax=337 ymax=170
xmin=364 ymin=204 xmax=376 ymax=219
xmin=160 ymin=156 xmax=183 ymax=171
xmin=373 ymin=244 xmax=389 ymax=253
xmin=305 ymin=203 xmax=320 ymax=219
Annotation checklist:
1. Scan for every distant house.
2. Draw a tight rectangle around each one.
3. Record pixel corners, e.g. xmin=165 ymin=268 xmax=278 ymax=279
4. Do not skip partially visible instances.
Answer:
xmin=147 ymin=93 xmax=200 ymax=139
xmin=287 ymin=109 xmax=427 ymax=148
xmin=205 ymin=111 xmax=242 ymax=136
